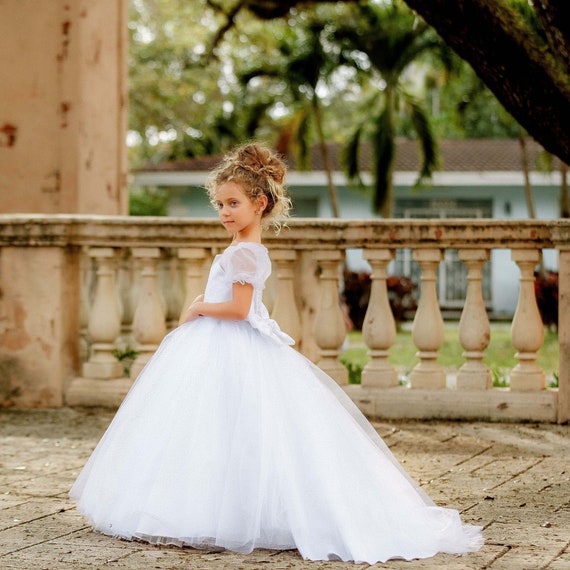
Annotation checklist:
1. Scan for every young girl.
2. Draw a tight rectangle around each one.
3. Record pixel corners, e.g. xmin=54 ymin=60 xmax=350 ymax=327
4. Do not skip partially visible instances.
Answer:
xmin=70 ymin=143 xmax=483 ymax=564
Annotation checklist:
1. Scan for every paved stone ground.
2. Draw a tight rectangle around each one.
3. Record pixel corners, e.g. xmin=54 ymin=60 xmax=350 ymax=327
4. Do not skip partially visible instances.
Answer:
xmin=0 ymin=408 xmax=568 ymax=570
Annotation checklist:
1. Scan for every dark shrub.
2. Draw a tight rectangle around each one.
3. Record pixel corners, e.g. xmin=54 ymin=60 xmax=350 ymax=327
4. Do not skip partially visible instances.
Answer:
xmin=534 ymin=271 xmax=558 ymax=331
xmin=343 ymin=271 xmax=418 ymax=330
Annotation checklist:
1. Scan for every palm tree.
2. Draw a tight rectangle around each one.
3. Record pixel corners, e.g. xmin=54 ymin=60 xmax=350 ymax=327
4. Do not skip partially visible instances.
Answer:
xmin=238 ymin=21 xmax=341 ymax=217
xmin=334 ymin=1 xmax=445 ymax=217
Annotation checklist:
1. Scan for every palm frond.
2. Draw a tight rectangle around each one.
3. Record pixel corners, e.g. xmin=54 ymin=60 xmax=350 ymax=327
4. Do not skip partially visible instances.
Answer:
xmin=406 ymin=95 xmax=440 ymax=182
xmin=296 ymin=110 xmax=312 ymax=170
xmin=372 ymin=109 xmax=395 ymax=213
xmin=243 ymin=100 xmax=274 ymax=138
xmin=342 ymin=125 xmax=364 ymax=185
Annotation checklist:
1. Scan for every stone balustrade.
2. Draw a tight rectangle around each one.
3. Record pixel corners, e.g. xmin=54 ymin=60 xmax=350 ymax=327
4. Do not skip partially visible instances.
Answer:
xmin=0 ymin=215 xmax=568 ymax=423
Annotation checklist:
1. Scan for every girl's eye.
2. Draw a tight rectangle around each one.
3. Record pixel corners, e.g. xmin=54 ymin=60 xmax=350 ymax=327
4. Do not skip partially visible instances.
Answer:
xmin=215 ymin=202 xmax=223 ymax=209
xmin=230 ymin=201 xmax=239 ymax=206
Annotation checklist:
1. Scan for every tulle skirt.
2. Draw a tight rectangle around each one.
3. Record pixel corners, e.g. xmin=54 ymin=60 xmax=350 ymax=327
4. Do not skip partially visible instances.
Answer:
xmin=70 ymin=317 xmax=483 ymax=563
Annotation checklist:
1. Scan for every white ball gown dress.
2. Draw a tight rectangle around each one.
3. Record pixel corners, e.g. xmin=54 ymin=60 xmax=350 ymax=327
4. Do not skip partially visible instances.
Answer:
xmin=70 ymin=242 xmax=483 ymax=564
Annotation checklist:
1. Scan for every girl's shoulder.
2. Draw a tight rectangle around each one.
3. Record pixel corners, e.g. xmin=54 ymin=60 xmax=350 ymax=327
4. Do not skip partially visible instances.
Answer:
xmin=228 ymin=241 xmax=268 ymax=252
xmin=221 ymin=242 xmax=271 ymax=286
xmin=224 ymin=242 xmax=269 ymax=259
xmin=221 ymin=241 xmax=270 ymax=264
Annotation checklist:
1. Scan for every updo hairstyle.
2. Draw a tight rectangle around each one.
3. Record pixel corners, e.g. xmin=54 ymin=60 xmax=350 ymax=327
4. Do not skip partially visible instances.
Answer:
xmin=206 ymin=143 xmax=292 ymax=233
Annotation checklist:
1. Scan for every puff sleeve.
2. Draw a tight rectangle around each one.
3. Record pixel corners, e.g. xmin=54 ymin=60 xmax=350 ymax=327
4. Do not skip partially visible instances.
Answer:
xmin=222 ymin=245 xmax=268 ymax=290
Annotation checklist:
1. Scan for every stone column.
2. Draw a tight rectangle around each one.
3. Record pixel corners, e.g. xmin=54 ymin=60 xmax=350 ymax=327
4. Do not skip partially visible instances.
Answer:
xmin=410 ymin=249 xmax=446 ymax=389
xmin=0 ymin=0 xmax=128 ymax=214
xmin=509 ymin=249 xmax=545 ymax=391
xmin=130 ymin=248 xmax=166 ymax=379
xmin=0 ymin=245 xmax=80 ymax=407
xmin=557 ymin=249 xmax=570 ymax=423
xmin=313 ymin=250 xmax=348 ymax=384
xmin=361 ymin=249 xmax=398 ymax=388
xmin=457 ymin=249 xmax=492 ymax=389
xmin=82 ymin=248 xmax=123 ymax=379
xmin=178 ymin=248 xmax=209 ymax=324
xmin=270 ymin=249 xmax=301 ymax=345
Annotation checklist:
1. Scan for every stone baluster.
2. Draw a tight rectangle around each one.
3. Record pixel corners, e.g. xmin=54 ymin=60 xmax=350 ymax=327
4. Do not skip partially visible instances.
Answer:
xmin=361 ymin=249 xmax=398 ymax=387
xmin=297 ymin=251 xmax=320 ymax=362
xmin=270 ymin=249 xmax=302 ymax=345
xmin=509 ymin=249 xmax=546 ymax=391
xmin=82 ymin=247 xmax=123 ymax=379
xmin=161 ymin=250 xmax=184 ymax=330
xmin=457 ymin=249 xmax=492 ymax=389
xmin=117 ymin=249 xmax=137 ymax=340
xmin=178 ymin=248 xmax=209 ymax=323
xmin=410 ymin=249 xmax=446 ymax=388
xmin=130 ymin=248 xmax=167 ymax=379
xmin=78 ymin=248 xmax=93 ymax=362
xmin=313 ymin=250 xmax=348 ymax=384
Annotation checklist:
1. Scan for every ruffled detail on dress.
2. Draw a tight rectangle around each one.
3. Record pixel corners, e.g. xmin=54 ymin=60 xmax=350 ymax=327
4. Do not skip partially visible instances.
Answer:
xmin=221 ymin=243 xmax=269 ymax=292
xmin=247 ymin=313 xmax=295 ymax=346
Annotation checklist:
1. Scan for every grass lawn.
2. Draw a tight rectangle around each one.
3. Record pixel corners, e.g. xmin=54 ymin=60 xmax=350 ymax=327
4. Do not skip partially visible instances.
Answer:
xmin=341 ymin=323 xmax=559 ymax=386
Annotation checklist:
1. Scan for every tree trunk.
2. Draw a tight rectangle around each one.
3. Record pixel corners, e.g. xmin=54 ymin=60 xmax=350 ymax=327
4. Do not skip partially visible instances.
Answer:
xmin=519 ymin=134 xmax=536 ymax=219
xmin=380 ymin=88 xmax=396 ymax=219
xmin=560 ymin=162 xmax=569 ymax=218
xmin=312 ymin=96 xmax=341 ymax=218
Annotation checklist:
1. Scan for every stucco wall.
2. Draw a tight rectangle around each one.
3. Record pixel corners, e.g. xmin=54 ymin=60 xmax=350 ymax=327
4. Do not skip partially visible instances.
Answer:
xmin=0 ymin=0 xmax=128 ymax=214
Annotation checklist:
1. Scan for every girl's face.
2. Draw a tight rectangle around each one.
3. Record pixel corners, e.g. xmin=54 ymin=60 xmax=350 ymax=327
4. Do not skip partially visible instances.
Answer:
xmin=214 ymin=181 xmax=265 ymax=241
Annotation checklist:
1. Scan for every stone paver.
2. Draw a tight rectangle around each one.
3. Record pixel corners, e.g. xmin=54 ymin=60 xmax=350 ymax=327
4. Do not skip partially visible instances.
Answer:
xmin=0 ymin=408 xmax=568 ymax=569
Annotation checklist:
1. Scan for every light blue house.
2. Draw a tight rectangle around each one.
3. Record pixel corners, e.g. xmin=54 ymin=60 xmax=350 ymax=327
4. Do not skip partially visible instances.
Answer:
xmin=132 ymin=139 xmax=564 ymax=317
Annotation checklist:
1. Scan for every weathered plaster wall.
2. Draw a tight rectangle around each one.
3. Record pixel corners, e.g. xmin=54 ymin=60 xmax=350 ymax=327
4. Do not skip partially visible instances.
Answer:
xmin=0 ymin=0 xmax=128 ymax=214
xmin=0 ymin=246 xmax=80 ymax=407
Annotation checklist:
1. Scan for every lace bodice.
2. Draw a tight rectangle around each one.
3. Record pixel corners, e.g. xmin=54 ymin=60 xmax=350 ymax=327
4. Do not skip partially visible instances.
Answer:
xmin=203 ymin=242 xmax=294 ymax=346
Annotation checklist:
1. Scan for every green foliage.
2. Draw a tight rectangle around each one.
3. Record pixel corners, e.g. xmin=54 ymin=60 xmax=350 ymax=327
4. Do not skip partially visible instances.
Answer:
xmin=128 ymin=0 xmax=280 ymax=165
xmin=341 ymin=355 xmax=366 ymax=385
xmin=490 ymin=366 xmax=510 ymax=388
xmin=112 ymin=345 xmax=140 ymax=377
xmin=127 ymin=0 xmax=537 ymax=179
xmin=129 ymin=187 xmax=170 ymax=216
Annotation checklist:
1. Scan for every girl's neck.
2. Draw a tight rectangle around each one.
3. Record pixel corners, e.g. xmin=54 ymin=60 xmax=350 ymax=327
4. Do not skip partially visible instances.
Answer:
xmin=231 ymin=238 xmax=263 ymax=245
xmin=232 ymin=228 xmax=262 ymax=245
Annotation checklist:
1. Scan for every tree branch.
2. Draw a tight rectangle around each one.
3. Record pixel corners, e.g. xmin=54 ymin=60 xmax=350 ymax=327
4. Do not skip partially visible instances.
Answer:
xmin=402 ymin=0 xmax=570 ymax=164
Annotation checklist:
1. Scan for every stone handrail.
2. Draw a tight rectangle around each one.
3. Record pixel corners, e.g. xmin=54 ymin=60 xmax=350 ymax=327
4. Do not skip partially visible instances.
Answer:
xmin=0 ymin=215 xmax=568 ymax=423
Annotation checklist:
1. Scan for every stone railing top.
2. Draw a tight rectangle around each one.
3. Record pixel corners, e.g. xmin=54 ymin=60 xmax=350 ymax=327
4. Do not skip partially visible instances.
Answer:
xmin=1 ymin=214 xmax=570 ymax=249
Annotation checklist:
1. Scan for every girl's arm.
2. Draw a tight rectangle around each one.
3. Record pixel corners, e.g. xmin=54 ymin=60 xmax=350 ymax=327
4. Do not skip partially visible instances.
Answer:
xmin=182 ymin=282 xmax=253 ymax=323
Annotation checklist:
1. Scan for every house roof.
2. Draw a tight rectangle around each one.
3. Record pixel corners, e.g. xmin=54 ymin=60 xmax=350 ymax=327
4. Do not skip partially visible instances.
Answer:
xmin=138 ymin=138 xmax=563 ymax=174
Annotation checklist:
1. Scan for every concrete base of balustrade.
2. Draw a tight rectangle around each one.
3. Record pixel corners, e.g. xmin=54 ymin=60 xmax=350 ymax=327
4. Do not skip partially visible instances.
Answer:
xmin=344 ymin=385 xmax=558 ymax=423
xmin=64 ymin=376 xmax=558 ymax=423
xmin=65 ymin=377 xmax=133 ymax=408
xmin=82 ymin=360 xmax=124 ymax=380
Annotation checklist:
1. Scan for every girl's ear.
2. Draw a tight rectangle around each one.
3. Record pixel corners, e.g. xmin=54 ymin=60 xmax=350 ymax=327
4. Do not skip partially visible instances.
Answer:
xmin=257 ymin=194 xmax=268 ymax=213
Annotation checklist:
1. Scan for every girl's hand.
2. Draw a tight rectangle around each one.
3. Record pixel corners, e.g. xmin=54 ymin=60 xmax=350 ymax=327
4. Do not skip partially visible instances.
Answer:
xmin=180 ymin=283 xmax=253 ymax=323
xmin=180 ymin=295 xmax=205 ymax=324
xmin=183 ymin=302 xmax=203 ymax=322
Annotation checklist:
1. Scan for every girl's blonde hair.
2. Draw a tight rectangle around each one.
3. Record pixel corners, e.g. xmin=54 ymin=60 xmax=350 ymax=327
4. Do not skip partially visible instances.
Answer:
xmin=206 ymin=143 xmax=292 ymax=233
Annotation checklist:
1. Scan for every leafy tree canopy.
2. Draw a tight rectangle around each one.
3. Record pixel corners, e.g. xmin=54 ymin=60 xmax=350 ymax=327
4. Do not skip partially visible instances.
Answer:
xmin=244 ymin=0 xmax=570 ymax=165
